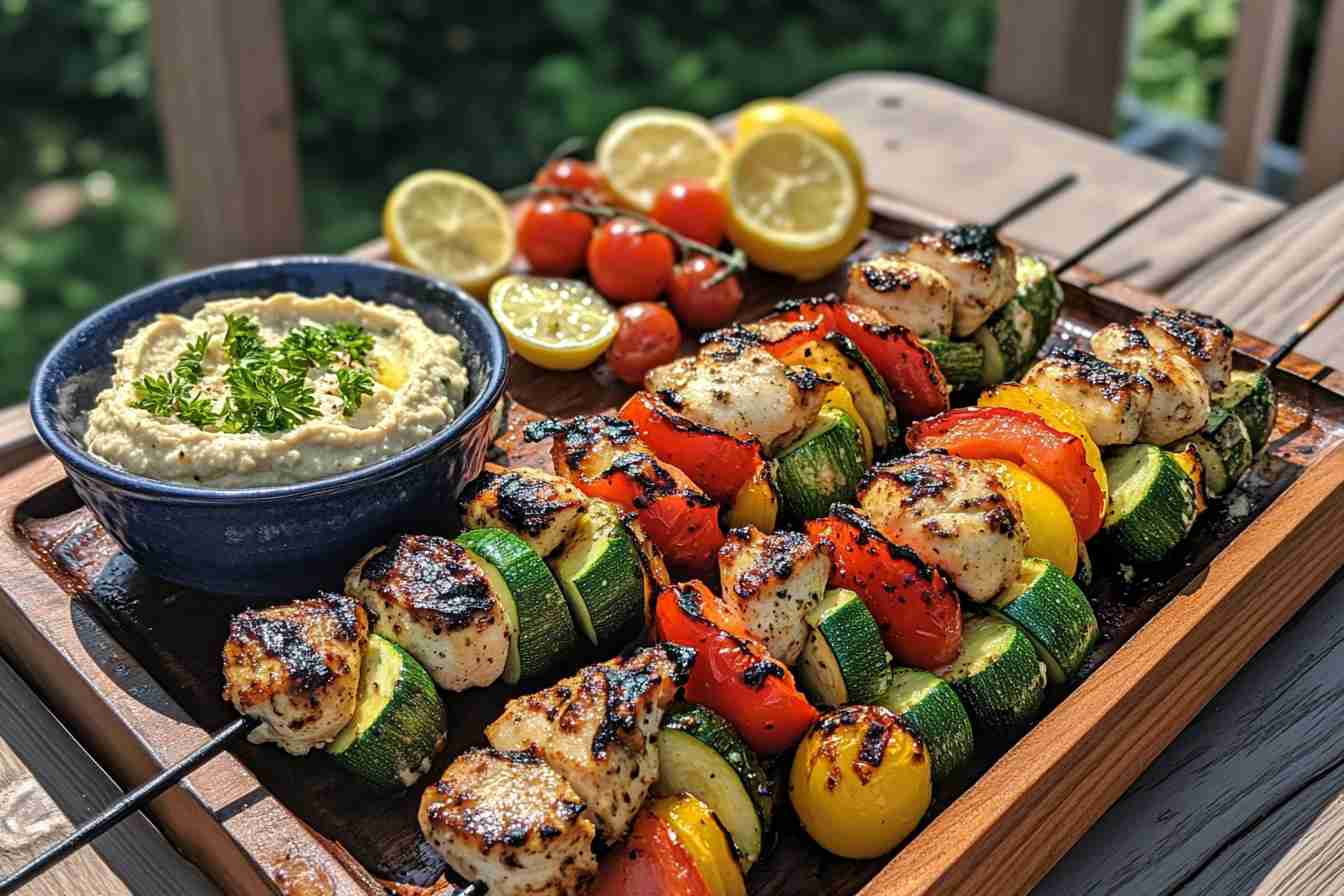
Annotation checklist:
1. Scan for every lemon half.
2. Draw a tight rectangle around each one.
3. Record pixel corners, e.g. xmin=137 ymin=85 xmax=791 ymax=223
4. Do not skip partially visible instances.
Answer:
xmin=596 ymin=108 xmax=729 ymax=211
xmin=384 ymin=170 xmax=515 ymax=297
xmin=488 ymin=275 xmax=618 ymax=371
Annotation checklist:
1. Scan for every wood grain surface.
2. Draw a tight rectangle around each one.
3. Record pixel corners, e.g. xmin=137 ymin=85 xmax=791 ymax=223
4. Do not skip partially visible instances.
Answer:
xmin=0 ymin=654 xmax=219 ymax=896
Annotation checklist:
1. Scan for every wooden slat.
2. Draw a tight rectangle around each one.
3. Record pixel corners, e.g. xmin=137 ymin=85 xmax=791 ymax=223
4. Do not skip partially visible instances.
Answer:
xmin=150 ymin=0 xmax=303 ymax=268
xmin=0 ymin=656 xmax=219 ymax=895
xmin=1035 ymin=571 xmax=1344 ymax=895
xmin=794 ymin=73 xmax=1282 ymax=289
xmin=1218 ymin=0 xmax=1296 ymax=186
xmin=1298 ymin=0 xmax=1344 ymax=198
xmin=987 ymin=0 xmax=1135 ymax=136
xmin=1168 ymin=177 xmax=1344 ymax=367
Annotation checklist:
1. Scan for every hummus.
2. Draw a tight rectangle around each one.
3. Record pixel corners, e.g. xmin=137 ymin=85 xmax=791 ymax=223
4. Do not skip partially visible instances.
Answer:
xmin=84 ymin=292 xmax=470 ymax=487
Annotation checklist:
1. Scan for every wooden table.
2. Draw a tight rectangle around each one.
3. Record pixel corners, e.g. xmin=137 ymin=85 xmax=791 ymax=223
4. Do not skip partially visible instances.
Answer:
xmin=4 ymin=72 xmax=1344 ymax=894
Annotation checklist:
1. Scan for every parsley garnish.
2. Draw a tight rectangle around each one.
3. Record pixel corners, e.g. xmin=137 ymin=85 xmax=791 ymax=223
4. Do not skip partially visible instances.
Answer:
xmin=131 ymin=314 xmax=379 ymax=433
xmin=336 ymin=367 xmax=376 ymax=417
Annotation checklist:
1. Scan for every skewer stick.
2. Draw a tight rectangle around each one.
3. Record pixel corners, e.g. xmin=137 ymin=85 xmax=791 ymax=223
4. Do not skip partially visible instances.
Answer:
xmin=1053 ymin=172 xmax=1201 ymax=276
xmin=1266 ymin=260 xmax=1344 ymax=369
xmin=0 ymin=716 xmax=256 ymax=895
xmin=988 ymin=173 xmax=1078 ymax=231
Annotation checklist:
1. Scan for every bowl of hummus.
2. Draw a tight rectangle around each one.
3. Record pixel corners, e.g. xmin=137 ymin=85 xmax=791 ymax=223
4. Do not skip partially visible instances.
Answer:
xmin=31 ymin=257 xmax=509 ymax=596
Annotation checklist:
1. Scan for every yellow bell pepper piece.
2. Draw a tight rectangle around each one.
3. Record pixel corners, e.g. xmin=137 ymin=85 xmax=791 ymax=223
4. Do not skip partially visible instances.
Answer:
xmin=984 ymin=460 xmax=1079 ymax=577
xmin=1167 ymin=445 xmax=1207 ymax=516
xmin=725 ymin=463 xmax=779 ymax=533
xmin=978 ymin=382 xmax=1108 ymax=519
xmin=651 ymin=794 xmax=747 ymax=896
xmin=822 ymin=384 xmax=874 ymax=465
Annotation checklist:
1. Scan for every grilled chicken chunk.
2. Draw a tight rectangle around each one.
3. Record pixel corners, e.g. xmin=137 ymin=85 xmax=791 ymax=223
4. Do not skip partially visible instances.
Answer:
xmin=460 ymin=466 xmax=588 ymax=557
xmin=644 ymin=340 xmax=831 ymax=452
xmin=485 ymin=643 xmax=695 ymax=842
xmin=222 ymin=593 xmax=368 ymax=756
xmin=345 ymin=534 xmax=511 ymax=692
xmin=419 ymin=747 xmax=598 ymax=896
xmin=1023 ymin=349 xmax=1153 ymax=446
xmin=904 ymin=225 xmax=1018 ymax=337
xmin=718 ymin=526 xmax=832 ymax=664
xmin=1135 ymin=307 xmax=1233 ymax=392
xmin=846 ymin=255 xmax=956 ymax=338
xmin=858 ymin=450 xmax=1025 ymax=602
xmin=1093 ymin=323 xmax=1211 ymax=444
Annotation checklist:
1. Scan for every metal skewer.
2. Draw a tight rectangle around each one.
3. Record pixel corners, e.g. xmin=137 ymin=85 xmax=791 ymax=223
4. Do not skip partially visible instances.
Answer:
xmin=1053 ymin=171 xmax=1201 ymax=276
xmin=1266 ymin=260 xmax=1344 ymax=369
xmin=988 ymin=173 xmax=1078 ymax=231
xmin=0 ymin=717 xmax=257 ymax=895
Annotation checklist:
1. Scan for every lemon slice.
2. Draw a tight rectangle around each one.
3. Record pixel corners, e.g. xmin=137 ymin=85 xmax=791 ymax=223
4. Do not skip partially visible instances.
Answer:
xmin=735 ymin=98 xmax=865 ymax=183
xmin=489 ymin=275 xmax=618 ymax=371
xmin=384 ymin=170 xmax=515 ymax=297
xmin=724 ymin=126 xmax=860 ymax=278
xmin=596 ymin=108 xmax=729 ymax=211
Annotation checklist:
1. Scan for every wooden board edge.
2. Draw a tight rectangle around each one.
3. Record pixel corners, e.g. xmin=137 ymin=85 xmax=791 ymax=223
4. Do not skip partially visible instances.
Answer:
xmin=861 ymin=440 xmax=1344 ymax=895
xmin=0 ymin=457 xmax=380 ymax=896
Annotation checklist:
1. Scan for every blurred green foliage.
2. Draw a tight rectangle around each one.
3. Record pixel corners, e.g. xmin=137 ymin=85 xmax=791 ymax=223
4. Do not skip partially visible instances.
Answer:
xmin=0 ymin=0 xmax=1329 ymax=405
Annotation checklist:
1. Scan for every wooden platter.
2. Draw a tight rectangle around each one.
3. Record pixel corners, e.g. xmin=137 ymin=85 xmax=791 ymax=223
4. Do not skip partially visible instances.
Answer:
xmin=2 ymin=212 xmax=1343 ymax=896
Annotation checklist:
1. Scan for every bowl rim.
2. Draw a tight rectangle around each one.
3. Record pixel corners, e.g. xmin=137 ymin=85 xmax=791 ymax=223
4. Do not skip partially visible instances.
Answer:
xmin=29 ymin=255 xmax=509 ymax=505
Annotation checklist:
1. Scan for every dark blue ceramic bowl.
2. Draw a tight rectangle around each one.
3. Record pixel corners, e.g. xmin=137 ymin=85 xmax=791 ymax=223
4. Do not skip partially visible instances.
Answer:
xmin=31 ymin=257 xmax=508 ymax=597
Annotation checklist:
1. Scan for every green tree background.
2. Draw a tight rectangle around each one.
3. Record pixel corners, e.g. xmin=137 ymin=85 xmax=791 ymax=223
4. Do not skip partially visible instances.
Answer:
xmin=0 ymin=0 xmax=1326 ymax=404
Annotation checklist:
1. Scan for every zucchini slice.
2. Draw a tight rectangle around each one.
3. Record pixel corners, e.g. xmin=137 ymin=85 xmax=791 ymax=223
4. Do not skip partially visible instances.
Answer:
xmin=988 ymin=558 xmax=1098 ymax=684
xmin=327 ymin=635 xmax=446 ymax=789
xmin=549 ymin=500 xmax=645 ymax=646
xmin=657 ymin=703 xmax=773 ymax=869
xmin=877 ymin=667 xmax=974 ymax=785
xmin=456 ymin=528 xmax=577 ymax=683
xmin=935 ymin=613 xmax=1046 ymax=737
xmin=797 ymin=588 xmax=892 ymax=706
xmin=973 ymin=299 xmax=1035 ymax=384
xmin=773 ymin=409 xmax=867 ymax=522
xmin=922 ymin=337 xmax=985 ymax=387
xmin=1014 ymin=254 xmax=1065 ymax=355
xmin=1202 ymin=407 xmax=1254 ymax=495
xmin=1102 ymin=444 xmax=1198 ymax=564
xmin=1215 ymin=368 xmax=1277 ymax=453
xmin=779 ymin=334 xmax=898 ymax=453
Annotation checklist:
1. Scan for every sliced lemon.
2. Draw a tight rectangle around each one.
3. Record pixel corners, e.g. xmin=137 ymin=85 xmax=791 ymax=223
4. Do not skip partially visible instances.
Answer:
xmin=735 ymin=98 xmax=865 ymax=183
xmin=596 ymin=108 xmax=729 ymax=211
xmin=384 ymin=170 xmax=515 ymax=297
xmin=488 ymin=275 xmax=618 ymax=371
xmin=724 ymin=126 xmax=861 ymax=279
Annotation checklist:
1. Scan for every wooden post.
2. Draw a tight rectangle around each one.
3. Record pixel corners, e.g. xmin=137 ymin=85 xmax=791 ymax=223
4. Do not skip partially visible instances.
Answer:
xmin=988 ymin=0 xmax=1136 ymax=136
xmin=1298 ymin=0 xmax=1344 ymax=198
xmin=150 ymin=0 xmax=304 ymax=269
xmin=1217 ymin=0 xmax=1295 ymax=187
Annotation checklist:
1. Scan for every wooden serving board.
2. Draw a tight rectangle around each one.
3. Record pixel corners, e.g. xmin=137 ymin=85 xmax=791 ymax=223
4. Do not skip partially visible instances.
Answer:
xmin=3 ymin=213 xmax=1344 ymax=896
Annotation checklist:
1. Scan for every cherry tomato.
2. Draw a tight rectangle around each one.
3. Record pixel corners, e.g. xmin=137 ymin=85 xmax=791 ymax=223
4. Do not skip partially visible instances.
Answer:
xmin=667 ymin=256 xmax=744 ymax=330
xmin=588 ymin=218 xmax=675 ymax=303
xmin=651 ymin=179 xmax=727 ymax=246
xmin=533 ymin=157 xmax=606 ymax=195
xmin=516 ymin=198 xmax=594 ymax=276
xmin=607 ymin=302 xmax=682 ymax=386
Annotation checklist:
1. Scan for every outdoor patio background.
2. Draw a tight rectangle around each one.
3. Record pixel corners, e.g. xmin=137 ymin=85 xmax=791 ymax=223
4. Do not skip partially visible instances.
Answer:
xmin=0 ymin=0 xmax=1327 ymax=404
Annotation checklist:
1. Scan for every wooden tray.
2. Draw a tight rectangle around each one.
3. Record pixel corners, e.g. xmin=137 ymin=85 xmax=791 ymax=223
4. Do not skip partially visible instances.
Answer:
xmin=3 ymin=212 xmax=1344 ymax=896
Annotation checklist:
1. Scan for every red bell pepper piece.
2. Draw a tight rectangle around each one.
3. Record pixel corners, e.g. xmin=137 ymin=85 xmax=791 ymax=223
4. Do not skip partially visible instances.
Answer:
xmin=805 ymin=505 xmax=962 ymax=669
xmin=618 ymin=392 xmax=765 ymax=503
xmin=906 ymin=406 xmax=1105 ymax=541
xmin=655 ymin=582 xmax=817 ymax=754
xmin=834 ymin=304 xmax=949 ymax=419
xmin=591 ymin=807 xmax=714 ymax=896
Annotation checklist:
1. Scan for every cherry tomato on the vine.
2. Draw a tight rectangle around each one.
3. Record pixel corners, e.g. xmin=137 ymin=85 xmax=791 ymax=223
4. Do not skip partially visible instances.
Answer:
xmin=587 ymin=218 xmax=675 ymax=303
xmin=517 ymin=198 xmax=594 ymax=276
xmin=533 ymin=157 xmax=606 ymax=196
xmin=607 ymin=302 xmax=682 ymax=386
xmin=668 ymin=255 xmax=744 ymax=330
xmin=650 ymin=179 xmax=727 ymax=247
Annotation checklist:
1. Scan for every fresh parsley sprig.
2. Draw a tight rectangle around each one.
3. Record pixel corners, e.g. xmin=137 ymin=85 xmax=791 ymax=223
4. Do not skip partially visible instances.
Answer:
xmin=131 ymin=314 xmax=379 ymax=433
